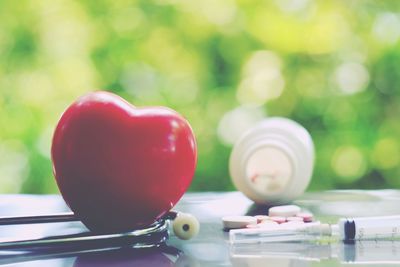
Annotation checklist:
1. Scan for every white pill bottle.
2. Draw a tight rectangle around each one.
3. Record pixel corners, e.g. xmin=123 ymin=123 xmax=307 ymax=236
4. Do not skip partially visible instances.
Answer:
xmin=229 ymin=117 xmax=314 ymax=204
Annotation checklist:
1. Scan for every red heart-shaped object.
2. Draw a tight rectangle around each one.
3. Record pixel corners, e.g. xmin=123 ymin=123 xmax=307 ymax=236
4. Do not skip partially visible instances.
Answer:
xmin=51 ymin=91 xmax=197 ymax=233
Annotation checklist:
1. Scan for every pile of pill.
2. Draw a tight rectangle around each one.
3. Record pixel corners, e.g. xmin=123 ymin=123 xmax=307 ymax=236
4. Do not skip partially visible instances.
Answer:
xmin=222 ymin=205 xmax=314 ymax=230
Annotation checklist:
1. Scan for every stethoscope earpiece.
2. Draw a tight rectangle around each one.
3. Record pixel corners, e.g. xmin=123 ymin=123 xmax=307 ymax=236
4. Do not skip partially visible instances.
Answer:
xmin=172 ymin=212 xmax=200 ymax=240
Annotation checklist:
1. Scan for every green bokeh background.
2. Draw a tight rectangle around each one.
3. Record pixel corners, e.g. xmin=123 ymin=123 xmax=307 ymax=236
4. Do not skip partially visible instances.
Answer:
xmin=1 ymin=0 xmax=400 ymax=194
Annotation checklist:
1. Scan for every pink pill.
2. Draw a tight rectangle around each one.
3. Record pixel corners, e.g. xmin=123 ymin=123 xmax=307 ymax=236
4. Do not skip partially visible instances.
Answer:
xmin=296 ymin=212 xmax=314 ymax=222
xmin=287 ymin=216 xmax=303 ymax=222
xmin=280 ymin=221 xmax=305 ymax=227
xmin=270 ymin=216 xmax=286 ymax=224
xmin=258 ymin=221 xmax=279 ymax=227
xmin=254 ymin=215 xmax=270 ymax=223
xmin=246 ymin=224 xmax=261 ymax=229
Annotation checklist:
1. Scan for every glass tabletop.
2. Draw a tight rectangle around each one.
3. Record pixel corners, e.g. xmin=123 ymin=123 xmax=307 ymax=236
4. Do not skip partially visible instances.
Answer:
xmin=1 ymin=190 xmax=400 ymax=266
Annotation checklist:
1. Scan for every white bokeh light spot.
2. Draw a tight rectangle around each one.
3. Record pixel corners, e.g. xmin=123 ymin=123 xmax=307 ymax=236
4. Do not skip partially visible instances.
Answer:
xmin=372 ymin=12 xmax=400 ymax=44
xmin=237 ymin=51 xmax=285 ymax=107
xmin=335 ymin=62 xmax=369 ymax=95
xmin=217 ymin=106 xmax=266 ymax=146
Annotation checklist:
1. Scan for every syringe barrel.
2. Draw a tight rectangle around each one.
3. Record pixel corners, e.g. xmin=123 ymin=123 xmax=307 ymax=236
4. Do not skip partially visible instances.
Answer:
xmin=229 ymin=223 xmax=323 ymax=244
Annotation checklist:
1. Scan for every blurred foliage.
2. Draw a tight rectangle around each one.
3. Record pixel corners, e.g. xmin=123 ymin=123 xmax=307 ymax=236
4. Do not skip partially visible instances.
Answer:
xmin=1 ymin=0 xmax=400 ymax=193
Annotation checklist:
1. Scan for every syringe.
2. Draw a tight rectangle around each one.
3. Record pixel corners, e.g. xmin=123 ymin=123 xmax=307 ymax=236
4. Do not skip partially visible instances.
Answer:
xmin=230 ymin=215 xmax=400 ymax=244
xmin=230 ymin=222 xmax=332 ymax=244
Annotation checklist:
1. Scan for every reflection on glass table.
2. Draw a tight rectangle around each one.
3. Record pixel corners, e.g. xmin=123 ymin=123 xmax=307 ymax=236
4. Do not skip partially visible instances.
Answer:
xmin=1 ymin=190 xmax=400 ymax=266
xmin=231 ymin=240 xmax=400 ymax=266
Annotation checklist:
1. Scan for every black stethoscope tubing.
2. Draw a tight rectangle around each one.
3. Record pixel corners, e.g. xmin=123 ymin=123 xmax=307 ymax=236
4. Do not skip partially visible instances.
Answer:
xmin=0 ymin=213 xmax=77 ymax=225
xmin=0 ymin=212 xmax=177 ymax=250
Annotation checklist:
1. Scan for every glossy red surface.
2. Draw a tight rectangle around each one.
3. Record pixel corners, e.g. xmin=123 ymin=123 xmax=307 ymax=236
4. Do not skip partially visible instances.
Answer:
xmin=51 ymin=91 xmax=197 ymax=233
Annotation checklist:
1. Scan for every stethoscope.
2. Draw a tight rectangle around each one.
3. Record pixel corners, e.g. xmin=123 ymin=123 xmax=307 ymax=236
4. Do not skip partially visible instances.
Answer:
xmin=0 ymin=210 xmax=199 ymax=251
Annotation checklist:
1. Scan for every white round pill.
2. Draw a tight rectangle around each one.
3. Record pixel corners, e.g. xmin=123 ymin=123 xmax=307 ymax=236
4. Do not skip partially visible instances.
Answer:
xmin=222 ymin=216 xmax=257 ymax=229
xmin=268 ymin=205 xmax=301 ymax=217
